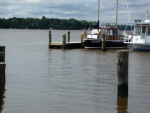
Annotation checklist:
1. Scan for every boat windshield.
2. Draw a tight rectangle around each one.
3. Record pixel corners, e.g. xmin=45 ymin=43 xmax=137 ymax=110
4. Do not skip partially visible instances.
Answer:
xmin=142 ymin=26 xmax=146 ymax=33
xmin=113 ymin=29 xmax=117 ymax=35
xmin=134 ymin=26 xmax=141 ymax=35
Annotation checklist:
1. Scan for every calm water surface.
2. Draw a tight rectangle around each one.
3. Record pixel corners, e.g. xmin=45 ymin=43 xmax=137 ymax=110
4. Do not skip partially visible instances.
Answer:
xmin=0 ymin=29 xmax=150 ymax=113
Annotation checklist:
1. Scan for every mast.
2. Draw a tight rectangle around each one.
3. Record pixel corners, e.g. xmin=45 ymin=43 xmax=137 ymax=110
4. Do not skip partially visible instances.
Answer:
xmin=116 ymin=0 xmax=118 ymax=27
xmin=97 ymin=0 xmax=100 ymax=28
xmin=98 ymin=0 xmax=100 ymax=21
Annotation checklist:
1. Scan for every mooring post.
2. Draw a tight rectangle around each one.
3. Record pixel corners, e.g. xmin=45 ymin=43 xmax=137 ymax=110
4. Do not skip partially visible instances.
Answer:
xmin=0 ymin=63 xmax=5 ymax=111
xmin=0 ymin=87 xmax=4 ymax=112
xmin=0 ymin=63 xmax=6 ymax=84
xmin=49 ymin=31 xmax=51 ymax=48
xmin=0 ymin=46 xmax=5 ymax=62
xmin=80 ymin=33 xmax=85 ymax=44
xmin=67 ymin=31 xmax=70 ymax=42
xmin=84 ymin=31 xmax=86 ymax=38
xmin=117 ymin=50 xmax=129 ymax=97
xmin=62 ymin=34 xmax=66 ymax=49
xmin=0 ymin=46 xmax=5 ymax=107
xmin=0 ymin=46 xmax=5 ymax=52
xmin=101 ymin=34 xmax=106 ymax=51
xmin=117 ymin=97 xmax=128 ymax=113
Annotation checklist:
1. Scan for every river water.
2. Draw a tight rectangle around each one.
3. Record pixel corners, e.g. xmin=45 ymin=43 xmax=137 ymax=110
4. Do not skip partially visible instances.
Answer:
xmin=0 ymin=29 xmax=150 ymax=113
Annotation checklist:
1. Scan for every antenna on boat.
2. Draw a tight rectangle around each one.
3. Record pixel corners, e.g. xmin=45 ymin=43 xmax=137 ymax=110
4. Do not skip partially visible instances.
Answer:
xmin=146 ymin=10 xmax=150 ymax=19
xmin=116 ymin=0 xmax=118 ymax=28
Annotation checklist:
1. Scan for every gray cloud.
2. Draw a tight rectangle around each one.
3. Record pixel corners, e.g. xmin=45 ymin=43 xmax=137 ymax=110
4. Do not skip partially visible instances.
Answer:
xmin=0 ymin=0 xmax=150 ymax=24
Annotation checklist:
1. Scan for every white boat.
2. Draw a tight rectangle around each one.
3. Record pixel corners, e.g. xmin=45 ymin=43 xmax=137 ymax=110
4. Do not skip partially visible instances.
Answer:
xmin=124 ymin=19 xmax=150 ymax=51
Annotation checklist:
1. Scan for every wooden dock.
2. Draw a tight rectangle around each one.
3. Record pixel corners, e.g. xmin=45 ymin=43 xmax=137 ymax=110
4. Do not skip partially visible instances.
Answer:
xmin=48 ymin=31 xmax=84 ymax=49
xmin=49 ymin=42 xmax=83 ymax=49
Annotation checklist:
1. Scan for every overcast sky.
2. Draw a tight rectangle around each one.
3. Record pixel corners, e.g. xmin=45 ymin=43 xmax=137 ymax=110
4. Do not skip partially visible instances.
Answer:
xmin=0 ymin=0 xmax=150 ymax=24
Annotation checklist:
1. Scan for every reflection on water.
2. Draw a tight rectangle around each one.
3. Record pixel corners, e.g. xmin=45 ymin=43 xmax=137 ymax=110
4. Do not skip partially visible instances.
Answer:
xmin=117 ymin=97 xmax=128 ymax=113
xmin=0 ymin=86 xmax=5 ymax=113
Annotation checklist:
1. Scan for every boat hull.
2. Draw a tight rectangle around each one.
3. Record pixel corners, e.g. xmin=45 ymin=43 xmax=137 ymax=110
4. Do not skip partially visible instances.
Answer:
xmin=83 ymin=39 xmax=127 ymax=49
xmin=132 ymin=44 xmax=150 ymax=51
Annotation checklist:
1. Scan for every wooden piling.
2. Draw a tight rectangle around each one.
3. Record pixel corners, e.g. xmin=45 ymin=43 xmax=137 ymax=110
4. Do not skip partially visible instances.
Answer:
xmin=0 ymin=46 xmax=6 ymax=91
xmin=49 ymin=31 xmax=52 ymax=48
xmin=117 ymin=50 xmax=129 ymax=97
xmin=0 ymin=46 xmax=5 ymax=52
xmin=0 ymin=62 xmax=6 ymax=110
xmin=117 ymin=97 xmax=128 ymax=113
xmin=80 ymin=33 xmax=85 ymax=44
xmin=84 ymin=31 xmax=86 ymax=38
xmin=0 ymin=46 xmax=5 ymax=62
xmin=62 ymin=34 xmax=66 ymax=49
xmin=0 ymin=52 xmax=5 ymax=62
xmin=101 ymin=34 xmax=106 ymax=51
xmin=67 ymin=31 xmax=70 ymax=42
xmin=0 ymin=86 xmax=5 ymax=112
xmin=0 ymin=46 xmax=5 ymax=111
xmin=0 ymin=63 xmax=6 ymax=85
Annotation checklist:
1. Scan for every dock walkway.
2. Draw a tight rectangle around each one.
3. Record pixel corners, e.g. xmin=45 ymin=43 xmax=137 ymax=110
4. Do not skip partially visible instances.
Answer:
xmin=49 ymin=42 xmax=83 ymax=49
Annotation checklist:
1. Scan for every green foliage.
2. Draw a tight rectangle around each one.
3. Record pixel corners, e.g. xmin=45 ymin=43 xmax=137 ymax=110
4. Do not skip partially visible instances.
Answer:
xmin=0 ymin=17 xmax=133 ymax=30
xmin=118 ymin=24 xmax=134 ymax=30
xmin=0 ymin=17 xmax=95 ymax=30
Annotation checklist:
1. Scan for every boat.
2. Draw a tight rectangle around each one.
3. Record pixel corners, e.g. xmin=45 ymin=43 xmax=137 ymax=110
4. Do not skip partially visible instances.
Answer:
xmin=82 ymin=0 xmax=127 ymax=49
xmin=83 ymin=25 xmax=127 ymax=49
xmin=124 ymin=19 xmax=150 ymax=51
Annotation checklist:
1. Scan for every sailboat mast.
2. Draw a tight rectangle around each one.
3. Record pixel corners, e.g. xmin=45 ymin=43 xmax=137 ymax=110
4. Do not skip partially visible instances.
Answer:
xmin=97 ymin=0 xmax=100 ymax=28
xmin=116 ymin=0 xmax=118 ymax=27
xmin=98 ymin=0 xmax=100 ymax=21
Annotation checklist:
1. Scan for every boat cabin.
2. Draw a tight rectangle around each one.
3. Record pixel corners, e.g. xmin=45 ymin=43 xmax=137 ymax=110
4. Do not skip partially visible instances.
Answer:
xmin=133 ymin=20 xmax=150 ymax=43
xmin=86 ymin=27 xmax=120 ymax=40
xmin=105 ymin=27 xmax=119 ymax=40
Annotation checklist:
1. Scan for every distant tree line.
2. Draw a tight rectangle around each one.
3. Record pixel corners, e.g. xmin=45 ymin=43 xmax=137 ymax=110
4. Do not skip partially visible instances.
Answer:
xmin=0 ymin=16 xmax=133 ymax=30
xmin=0 ymin=16 xmax=94 ymax=30
xmin=118 ymin=24 xmax=133 ymax=30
